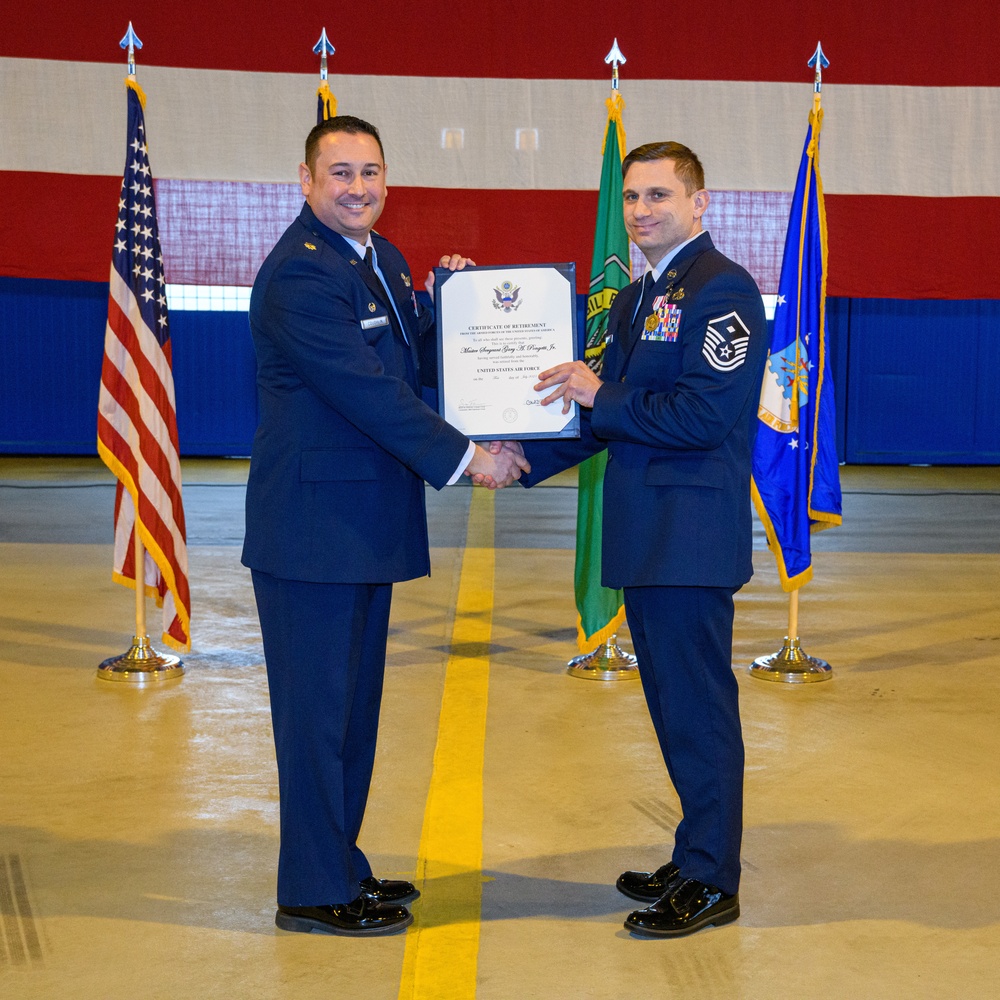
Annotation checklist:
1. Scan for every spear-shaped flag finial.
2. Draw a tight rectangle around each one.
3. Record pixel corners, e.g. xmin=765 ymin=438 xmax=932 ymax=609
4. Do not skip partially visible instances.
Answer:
xmin=808 ymin=41 xmax=829 ymax=93
xmin=120 ymin=22 xmax=143 ymax=77
xmin=605 ymin=38 xmax=626 ymax=92
xmin=313 ymin=28 xmax=336 ymax=81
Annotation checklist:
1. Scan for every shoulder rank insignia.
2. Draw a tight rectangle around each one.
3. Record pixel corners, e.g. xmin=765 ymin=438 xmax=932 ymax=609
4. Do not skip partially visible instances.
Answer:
xmin=702 ymin=311 xmax=750 ymax=371
xmin=368 ymin=302 xmax=377 ymax=313
xmin=401 ymin=273 xmax=411 ymax=288
xmin=304 ymin=243 xmax=317 ymax=250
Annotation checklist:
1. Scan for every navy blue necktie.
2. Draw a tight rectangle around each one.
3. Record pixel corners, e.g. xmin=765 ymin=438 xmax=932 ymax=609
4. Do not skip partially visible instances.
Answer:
xmin=363 ymin=245 xmax=409 ymax=345
xmin=632 ymin=272 xmax=656 ymax=337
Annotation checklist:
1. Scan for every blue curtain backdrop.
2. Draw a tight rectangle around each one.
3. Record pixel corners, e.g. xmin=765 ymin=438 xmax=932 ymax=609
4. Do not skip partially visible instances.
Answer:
xmin=1 ymin=276 xmax=998 ymax=462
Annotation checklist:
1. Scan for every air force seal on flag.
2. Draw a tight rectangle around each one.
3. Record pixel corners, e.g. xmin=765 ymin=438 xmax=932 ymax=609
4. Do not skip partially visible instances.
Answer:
xmin=702 ymin=311 xmax=751 ymax=372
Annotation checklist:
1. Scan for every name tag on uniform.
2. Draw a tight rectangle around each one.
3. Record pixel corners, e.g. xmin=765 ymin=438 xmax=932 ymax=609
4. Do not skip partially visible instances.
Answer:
xmin=360 ymin=315 xmax=390 ymax=330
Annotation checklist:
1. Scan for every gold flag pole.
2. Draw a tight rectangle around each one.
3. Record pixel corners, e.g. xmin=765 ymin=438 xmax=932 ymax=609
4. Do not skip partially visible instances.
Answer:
xmin=314 ymin=28 xmax=337 ymax=121
xmin=98 ymin=529 xmax=183 ymax=683
xmin=565 ymin=40 xmax=638 ymax=682
xmin=749 ymin=42 xmax=832 ymax=685
xmin=95 ymin=24 xmax=183 ymax=685
xmin=749 ymin=588 xmax=830 ymax=684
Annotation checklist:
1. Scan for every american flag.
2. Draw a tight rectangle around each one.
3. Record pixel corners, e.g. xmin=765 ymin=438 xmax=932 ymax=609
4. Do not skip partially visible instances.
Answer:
xmin=97 ymin=77 xmax=190 ymax=651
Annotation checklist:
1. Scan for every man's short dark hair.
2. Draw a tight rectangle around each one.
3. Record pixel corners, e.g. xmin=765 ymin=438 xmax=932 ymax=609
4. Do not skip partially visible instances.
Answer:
xmin=622 ymin=141 xmax=705 ymax=195
xmin=304 ymin=116 xmax=385 ymax=173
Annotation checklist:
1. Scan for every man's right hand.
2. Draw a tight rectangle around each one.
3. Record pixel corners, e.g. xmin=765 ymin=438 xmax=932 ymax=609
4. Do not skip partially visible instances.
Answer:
xmin=464 ymin=442 xmax=530 ymax=489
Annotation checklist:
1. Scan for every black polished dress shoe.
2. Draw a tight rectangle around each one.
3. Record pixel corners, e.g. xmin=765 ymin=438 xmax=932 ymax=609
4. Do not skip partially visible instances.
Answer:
xmin=275 ymin=895 xmax=413 ymax=936
xmin=616 ymin=862 xmax=681 ymax=902
xmin=625 ymin=878 xmax=739 ymax=938
xmin=360 ymin=876 xmax=420 ymax=905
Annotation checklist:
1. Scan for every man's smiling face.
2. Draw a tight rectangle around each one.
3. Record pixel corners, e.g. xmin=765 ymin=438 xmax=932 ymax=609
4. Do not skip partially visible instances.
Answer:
xmin=299 ymin=131 xmax=387 ymax=241
xmin=623 ymin=157 xmax=708 ymax=267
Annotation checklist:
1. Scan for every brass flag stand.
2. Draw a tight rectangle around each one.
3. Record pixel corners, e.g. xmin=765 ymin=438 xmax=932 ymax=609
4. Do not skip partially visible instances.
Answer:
xmin=749 ymin=589 xmax=830 ymax=683
xmin=567 ymin=634 xmax=638 ymax=681
xmin=97 ymin=531 xmax=184 ymax=684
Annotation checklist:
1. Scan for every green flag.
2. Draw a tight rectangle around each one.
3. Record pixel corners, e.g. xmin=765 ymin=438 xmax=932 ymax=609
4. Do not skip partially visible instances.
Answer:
xmin=575 ymin=93 xmax=630 ymax=651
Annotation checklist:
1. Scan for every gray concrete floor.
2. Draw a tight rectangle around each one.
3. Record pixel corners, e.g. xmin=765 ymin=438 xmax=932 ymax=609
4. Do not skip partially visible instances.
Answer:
xmin=1 ymin=458 xmax=998 ymax=998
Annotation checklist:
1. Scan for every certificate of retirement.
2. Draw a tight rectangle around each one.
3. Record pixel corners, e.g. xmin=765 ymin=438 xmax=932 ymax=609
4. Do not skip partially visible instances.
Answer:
xmin=434 ymin=263 xmax=580 ymax=440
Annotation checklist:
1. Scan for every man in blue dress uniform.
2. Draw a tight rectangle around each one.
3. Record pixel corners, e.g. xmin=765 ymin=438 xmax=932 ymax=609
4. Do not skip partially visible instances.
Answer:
xmin=515 ymin=141 xmax=768 ymax=937
xmin=243 ymin=116 xmax=525 ymax=936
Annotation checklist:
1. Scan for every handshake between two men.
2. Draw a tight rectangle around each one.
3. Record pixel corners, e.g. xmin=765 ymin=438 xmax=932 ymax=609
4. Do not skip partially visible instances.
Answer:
xmin=431 ymin=250 xmax=602 ymax=493
xmin=249 ymin=116 xmax=758 ymax=941
xmin=462 ymin=358 xmax=605 ymax=489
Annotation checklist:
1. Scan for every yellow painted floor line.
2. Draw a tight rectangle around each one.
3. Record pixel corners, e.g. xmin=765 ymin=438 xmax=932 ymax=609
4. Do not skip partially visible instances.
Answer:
xmin=398 ymin=488 xmax=494 ymax=1000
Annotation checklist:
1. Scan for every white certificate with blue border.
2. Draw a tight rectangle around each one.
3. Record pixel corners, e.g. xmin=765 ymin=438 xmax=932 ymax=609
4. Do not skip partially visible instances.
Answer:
xmin=434 ymin=263 xmax=580 ymax=440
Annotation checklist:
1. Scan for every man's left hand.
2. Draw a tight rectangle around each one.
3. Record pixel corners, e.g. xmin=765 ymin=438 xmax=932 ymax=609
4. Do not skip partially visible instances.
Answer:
xmin=426 ymin=254 xmax=476 ymax=301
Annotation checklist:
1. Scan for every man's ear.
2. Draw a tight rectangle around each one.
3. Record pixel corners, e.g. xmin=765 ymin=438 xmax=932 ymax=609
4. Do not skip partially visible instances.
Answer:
xmin=298 ymin=162 xmax=312 ymax=196
xmin=693 ymin=188 xmax=710 ymax=219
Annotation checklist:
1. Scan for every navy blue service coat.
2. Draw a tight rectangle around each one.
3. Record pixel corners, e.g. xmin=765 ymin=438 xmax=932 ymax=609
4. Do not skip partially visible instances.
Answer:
xmin=522 ymin=231 xmax=767 ymax=590
xmin=242 ymin=203 xmax=469 ymax=586
xmin=522 ymin=231 xmax=767 ymax=894
xmin=241 ymin=203 xmax=470 ymax=907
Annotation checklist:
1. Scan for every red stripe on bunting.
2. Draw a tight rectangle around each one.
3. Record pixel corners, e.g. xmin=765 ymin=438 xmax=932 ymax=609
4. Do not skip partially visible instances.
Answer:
xmin=4 ymin=171 xmax=999 ymax=299
xmin=382 ymin=188 xmax=600 ymax=293
xmin=2 ymin=2 xmax=996 ymax=85
xmin=382 ymin=189 xmax=1000 ymax=300
xmin=825 ymin=194 xmax=1000 ymax=300
xmin=0 ymin=171 xmax=121 ymax=281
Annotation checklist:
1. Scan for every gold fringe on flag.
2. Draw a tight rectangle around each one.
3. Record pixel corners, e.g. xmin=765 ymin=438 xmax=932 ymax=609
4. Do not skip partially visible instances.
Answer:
xmin=576 ymin=604 xmax=627 ymax=652
xmin=317 ymin=81 xmax=337 ymax=120
xmin=602 ymin=92 xmax=626 ymax=157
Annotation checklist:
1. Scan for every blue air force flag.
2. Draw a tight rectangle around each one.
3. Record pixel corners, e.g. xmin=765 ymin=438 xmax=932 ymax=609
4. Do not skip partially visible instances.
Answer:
xmin=751 ymin=97 xmax=842 ymax=591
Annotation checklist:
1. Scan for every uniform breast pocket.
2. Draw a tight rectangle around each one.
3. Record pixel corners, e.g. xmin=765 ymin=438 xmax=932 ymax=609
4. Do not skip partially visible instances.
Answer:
xmin=628 ymin=340 xmax=683 ymax=385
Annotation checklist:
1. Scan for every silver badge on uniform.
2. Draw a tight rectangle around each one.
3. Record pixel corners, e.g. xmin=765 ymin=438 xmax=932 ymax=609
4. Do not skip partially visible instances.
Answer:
xmin=702 ymin=311 xmax=750 ymax=371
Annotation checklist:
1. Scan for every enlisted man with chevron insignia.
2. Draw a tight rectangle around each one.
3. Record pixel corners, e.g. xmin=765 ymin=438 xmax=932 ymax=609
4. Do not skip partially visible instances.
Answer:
xmin=509 ymin=141 xmax=768 ymax=938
